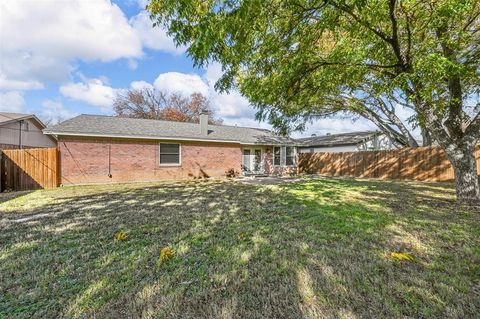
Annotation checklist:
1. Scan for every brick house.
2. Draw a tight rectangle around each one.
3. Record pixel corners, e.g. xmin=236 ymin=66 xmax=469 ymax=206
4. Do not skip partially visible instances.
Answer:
xmin=44 ymin=113 xmax=298 ymax=185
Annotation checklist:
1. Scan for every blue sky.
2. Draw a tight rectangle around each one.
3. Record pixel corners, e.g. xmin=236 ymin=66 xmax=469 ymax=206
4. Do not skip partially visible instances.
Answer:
xmin=0 ymin=0 xmax=377 ymax=137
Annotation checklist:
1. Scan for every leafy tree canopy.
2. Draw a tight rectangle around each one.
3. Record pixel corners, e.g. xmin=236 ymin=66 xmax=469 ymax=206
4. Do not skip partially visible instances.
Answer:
xmin=149 ymin=0 xmax=478 ymax=136
xmin=148 ymin=0 xmax=480 ymax=202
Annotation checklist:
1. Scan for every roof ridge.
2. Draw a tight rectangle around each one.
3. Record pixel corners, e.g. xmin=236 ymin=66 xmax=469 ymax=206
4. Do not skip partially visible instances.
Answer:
xmin=78 ymin=114 xmax=273 ymax=132
xmin=297 ymin=130 xmax=379 ymax=139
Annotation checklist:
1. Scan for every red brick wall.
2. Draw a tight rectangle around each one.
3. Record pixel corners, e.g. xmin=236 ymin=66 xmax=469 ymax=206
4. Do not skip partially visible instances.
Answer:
xmin=58 ymin=137 xmax=242 ymax=185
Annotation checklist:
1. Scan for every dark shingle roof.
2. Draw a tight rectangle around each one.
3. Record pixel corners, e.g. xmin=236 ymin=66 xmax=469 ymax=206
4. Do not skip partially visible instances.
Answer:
xmin=44 ymin=114 xmax=296 ymax=145
xmin=297 ymin=131 xmax=380 ymax=147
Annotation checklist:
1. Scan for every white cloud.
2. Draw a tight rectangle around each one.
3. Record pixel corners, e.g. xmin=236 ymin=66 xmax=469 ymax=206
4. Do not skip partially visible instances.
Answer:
xmin=127 ymin=59 xmax=139 ymax=71
xmin=127 ymin=69 xmax=260 ymax=127
xmin=130 ymin=80 xmax=154 ymax=90
xmin=142 ymin=67 xmax=261 ymax=127
xmin=0 ymin=91 xmax=26 ymax=112
xmin=60 ymin=78 xmax=117 ymax=111
xmin=293 ymin=117 xmax=377 ymax=138
xmin=0 ymin=0 xmax=142 ymax=85
xmin=0 ymin=0 xmax=188 ymax=98
xmin=150 ymin=69 xmax=258 ymax=124
xmin=203 ymin=63 xmax=256 ymax=119
xmin=0 ymin=73 xmax=43 ymax=91
xmin=154 ymin=72 xmax=209 ymax=96
xmin=40 ymin=99 xmax=78 ymax=124
xmin=222 ymin=117 xmax=273 ymax=130
xmin=130 ymin=11 xmax=184 ymax=55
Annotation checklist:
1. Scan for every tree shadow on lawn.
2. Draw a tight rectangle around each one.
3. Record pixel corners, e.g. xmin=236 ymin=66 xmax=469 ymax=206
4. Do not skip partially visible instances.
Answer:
xmin=0 ymin=190 xmax=33 ymax=204
xmin=0 ymin=179 xmax=479 ymax=319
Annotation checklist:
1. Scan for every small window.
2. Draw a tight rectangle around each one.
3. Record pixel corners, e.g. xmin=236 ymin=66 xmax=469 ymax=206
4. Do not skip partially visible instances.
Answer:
xmin=159 ymin=143 xmax=180 ymax=165
xmin=273 ymin=146 xmax=281 ymax=166
xmin=285 ymin=146 xmax=294 ymax=166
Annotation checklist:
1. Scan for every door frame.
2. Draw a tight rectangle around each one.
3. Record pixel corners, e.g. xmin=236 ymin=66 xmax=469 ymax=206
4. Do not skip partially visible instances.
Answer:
xmin=242 ymin=147 xmax=265 ymax=175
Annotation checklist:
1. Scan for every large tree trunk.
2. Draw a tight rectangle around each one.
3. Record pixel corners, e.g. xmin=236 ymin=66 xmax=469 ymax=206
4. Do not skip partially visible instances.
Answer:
xmin=444 ymin=143 xmax=480 ymax=204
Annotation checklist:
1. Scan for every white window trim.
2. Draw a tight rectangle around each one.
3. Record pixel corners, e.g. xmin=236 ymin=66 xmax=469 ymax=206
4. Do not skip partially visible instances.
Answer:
xmin=159 ymin=143 xmax=182 ymax=167
xmin=285 ymin=146 xmax=296 ymax=167
xmin=273 ymin=146 xmax=297 ymax=167
xmin=273 ymin=146 xmax=282 ymax=166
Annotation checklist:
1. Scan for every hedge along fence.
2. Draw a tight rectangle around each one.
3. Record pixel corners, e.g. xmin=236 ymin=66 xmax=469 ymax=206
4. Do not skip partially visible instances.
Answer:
xmin=298 ymin=146 xmax=480 ymax=182
xmin=0 ymin=147 xmax=59 ymax=192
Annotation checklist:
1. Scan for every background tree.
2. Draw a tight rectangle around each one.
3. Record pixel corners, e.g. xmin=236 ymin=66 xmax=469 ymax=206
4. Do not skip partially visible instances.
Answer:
xmin=113 ymin=88 xmax=222 ymax=124
xmin=148 ymin=0 xmax=480 ymax=203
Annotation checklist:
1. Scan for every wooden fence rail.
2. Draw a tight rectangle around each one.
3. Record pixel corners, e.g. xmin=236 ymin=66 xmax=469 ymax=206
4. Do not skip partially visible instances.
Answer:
xmin=298 ymin=146 xmax=480 ymax=182
xmin=0 ymin=148 xmax=59 ymax=192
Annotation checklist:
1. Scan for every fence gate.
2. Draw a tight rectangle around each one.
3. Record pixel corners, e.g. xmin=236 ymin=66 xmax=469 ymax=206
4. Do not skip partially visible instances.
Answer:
xmin=0 ymin=148 xmax=59 ymax=192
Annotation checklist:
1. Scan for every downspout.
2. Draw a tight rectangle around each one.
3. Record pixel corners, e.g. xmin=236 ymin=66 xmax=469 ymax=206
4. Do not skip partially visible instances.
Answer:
xmin=18 ymin=120 xmax=24 ymax=149
xmin=108 ymin=142 xmax=112 ymax=178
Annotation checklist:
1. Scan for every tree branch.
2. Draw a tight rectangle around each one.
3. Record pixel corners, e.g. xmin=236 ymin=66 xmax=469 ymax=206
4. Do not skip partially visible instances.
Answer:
xmin=373 ymin=96 xmax=419 ymax=147
xmin=360 ymin=108 xmax=409 ymax=147
xmin=327 ymin=1 xmax=393 ymax=44
xmin=388 ymin=0 xmax=404 ymax=66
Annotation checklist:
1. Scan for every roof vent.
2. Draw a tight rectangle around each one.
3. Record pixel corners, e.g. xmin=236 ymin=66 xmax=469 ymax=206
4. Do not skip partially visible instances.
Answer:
xmin=199 ymin=109 xmax=208 ymax=136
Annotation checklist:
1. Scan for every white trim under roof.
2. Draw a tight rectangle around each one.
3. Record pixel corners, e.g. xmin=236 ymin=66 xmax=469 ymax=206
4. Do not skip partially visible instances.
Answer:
xmin=43 ymin=130 xmax=288 ymax=146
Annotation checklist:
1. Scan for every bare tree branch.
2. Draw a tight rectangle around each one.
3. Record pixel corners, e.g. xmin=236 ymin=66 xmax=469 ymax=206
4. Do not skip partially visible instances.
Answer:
xmin=113 ymin=88 xmax=223 ymax=124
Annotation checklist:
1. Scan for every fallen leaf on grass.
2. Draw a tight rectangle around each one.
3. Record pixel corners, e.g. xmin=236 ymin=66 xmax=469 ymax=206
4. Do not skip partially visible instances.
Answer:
xmin=114 ymin=231 xmax=128 ymax=241
xmin=160 ymin=246 xmax=175 ymax=262
xmin=390 ymin=252 xmax=414 ymax=262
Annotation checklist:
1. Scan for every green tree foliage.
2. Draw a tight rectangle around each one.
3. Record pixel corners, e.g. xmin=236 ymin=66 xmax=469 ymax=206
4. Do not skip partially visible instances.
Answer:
xmin=148 ymin=0 xmax=480 ymax=202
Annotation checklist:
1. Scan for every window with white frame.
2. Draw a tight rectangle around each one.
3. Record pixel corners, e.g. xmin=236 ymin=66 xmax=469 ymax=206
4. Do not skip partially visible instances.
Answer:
xmin=285 ymin=146 xmax=295 ymax=166
xmin=159 ymin=143 xmax=180 ymax=165
xmin=273 ymin=146 xmax=281 ymax=166
xmin=273 ymin=146 xmax=296 ymax=166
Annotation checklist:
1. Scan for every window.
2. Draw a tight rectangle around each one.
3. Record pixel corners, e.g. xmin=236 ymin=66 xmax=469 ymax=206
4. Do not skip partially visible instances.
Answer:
xmin=273 ymin=146 xmax=296 ymax=166
xmin=243 ymin=149 xmax=251 ymax=171
xmin=159 ymin=143 xmax=180 ymax=165
xmin=274 ymin=146 xmax=281 ymax=166
xmin=285 ymin=146 xmax=294 ymax=166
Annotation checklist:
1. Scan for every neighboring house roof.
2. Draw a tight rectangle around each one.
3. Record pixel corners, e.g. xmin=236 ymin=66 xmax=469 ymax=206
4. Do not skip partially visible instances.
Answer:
xmin=0 ymin=112 xmax=46 ymax=128
xmin=297 ymin=131 xmax=380 ymax=147
xmin=44 ymin=114 xmax=297 ymax=145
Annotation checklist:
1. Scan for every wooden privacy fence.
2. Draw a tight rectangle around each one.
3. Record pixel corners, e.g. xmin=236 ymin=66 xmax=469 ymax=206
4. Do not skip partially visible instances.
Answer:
xmin=0 ymin=148 xmax=59 ymax=192
xmin=298 ymin=146 xmax=480 ymax=182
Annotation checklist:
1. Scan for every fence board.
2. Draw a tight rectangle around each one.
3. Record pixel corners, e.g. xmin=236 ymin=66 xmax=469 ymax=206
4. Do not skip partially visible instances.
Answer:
xmin=298 ymin=146 xmax=480 ymax=182
xmin=1 ymin=148 xmax=59 ymax=191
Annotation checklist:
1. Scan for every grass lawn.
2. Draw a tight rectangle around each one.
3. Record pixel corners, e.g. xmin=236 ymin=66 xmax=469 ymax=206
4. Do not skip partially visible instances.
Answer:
xmin=0 ymin=177 xmax=479 ymax=318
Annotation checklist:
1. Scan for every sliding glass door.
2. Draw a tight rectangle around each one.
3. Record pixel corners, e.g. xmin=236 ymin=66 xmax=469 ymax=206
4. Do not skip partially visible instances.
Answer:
xmin=243 ymin=148 xmax=264 ymax=174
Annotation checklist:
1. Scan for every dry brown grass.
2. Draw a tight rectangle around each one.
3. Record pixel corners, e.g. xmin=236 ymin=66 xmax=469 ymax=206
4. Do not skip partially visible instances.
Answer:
xmin=0 ymin=178 xmax=479 ymax=318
